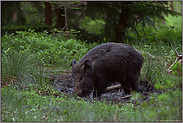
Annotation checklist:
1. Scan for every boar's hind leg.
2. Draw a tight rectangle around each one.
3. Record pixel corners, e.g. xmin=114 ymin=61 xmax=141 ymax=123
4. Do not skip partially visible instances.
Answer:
xmin=93 ymin=78 xmax=108 ymax=97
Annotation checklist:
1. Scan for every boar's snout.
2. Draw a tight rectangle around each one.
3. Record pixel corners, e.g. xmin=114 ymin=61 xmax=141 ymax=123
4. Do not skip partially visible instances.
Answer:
xmin=74 ymin=89 xmax=91 ymax=97
xmin=73 ymin=83 xmax=94 ymax=97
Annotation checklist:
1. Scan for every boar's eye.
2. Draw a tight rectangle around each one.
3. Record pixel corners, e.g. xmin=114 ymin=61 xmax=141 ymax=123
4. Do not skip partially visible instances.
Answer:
xmin=79 ymin=77 xmax=83 ymax=80
xmin=82 ymin=89 xmax=86 ymax=94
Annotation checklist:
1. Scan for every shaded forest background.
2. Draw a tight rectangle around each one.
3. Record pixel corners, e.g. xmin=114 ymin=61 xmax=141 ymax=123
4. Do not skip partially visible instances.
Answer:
xmin=1 ymin=1 xmax=182 ymax=43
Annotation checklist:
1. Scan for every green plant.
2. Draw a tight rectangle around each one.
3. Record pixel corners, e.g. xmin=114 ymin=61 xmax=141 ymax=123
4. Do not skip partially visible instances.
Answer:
xmin=1 ymin=49 xmax=44 ymax=90
xmin=1 ymin=30 xmax=98 ymax=69
xmin=1 ymin=24 xmax=52 ymax=36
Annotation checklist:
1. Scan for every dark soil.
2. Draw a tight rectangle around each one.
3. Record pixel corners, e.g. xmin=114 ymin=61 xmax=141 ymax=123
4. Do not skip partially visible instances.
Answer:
xmin=48 ymin=73 xmax=161 ymax=104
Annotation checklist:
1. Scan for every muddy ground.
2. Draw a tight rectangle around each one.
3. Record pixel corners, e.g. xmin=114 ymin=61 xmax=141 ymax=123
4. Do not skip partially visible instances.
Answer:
xmin=47 ymin=73 xmax=161 ymax=104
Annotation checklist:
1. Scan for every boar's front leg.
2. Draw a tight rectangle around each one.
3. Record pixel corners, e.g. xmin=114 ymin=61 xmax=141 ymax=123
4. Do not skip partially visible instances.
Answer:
xmin=93 ymin=78 xmax=109 ymax=97
xmin=127 ymin=72 xmax=140 ymax=92
xmin=120 ymin=81 xmax=131 ymax=94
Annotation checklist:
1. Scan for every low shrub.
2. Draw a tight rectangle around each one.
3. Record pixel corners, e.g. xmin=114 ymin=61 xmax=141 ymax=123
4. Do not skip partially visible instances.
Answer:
xmin=1 ymin=24 xmax=52 ymax=36
xmin=1 ymin=29 xmax=98 ymax=68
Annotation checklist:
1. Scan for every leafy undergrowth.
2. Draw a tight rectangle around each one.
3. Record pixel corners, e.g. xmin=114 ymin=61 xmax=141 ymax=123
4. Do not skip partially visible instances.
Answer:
xmin=1 ymin=29 xmax=98 ymax=68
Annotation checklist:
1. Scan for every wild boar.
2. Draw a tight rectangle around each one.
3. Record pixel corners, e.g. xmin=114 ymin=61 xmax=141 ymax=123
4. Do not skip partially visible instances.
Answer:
xmin=70 ymin=42 xmax=144 ymax=97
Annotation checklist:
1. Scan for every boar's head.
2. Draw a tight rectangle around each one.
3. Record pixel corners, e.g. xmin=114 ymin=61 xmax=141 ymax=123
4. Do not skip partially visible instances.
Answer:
xmin=70 ymin=59 xmax=94 ymax=97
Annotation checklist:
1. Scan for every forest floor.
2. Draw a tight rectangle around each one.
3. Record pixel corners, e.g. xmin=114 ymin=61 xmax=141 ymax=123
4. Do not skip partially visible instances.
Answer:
xmin=47 ymin=73 xmax=162 ymax=104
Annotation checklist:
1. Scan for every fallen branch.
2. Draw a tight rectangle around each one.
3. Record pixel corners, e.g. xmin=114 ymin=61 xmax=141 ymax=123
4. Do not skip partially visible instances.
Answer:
xmin=143 ymin=92 xmax=149 ymax=95
xmin=167 ymin=51 xmax=182 ymax=73
xmin=105 ymin=84 xmax=121 ymax=92
xmin=105 ymin=84 xmax=150 ymax=95
xmin=175 ymin=51 xmax=182 ymax=59
xmin=145 ymin=98 xmax=151 ymax=102
xmin=120 ymin=92 xmax=150 ymax=99
xmin=121 ymin=95 xmax=132 ymax=99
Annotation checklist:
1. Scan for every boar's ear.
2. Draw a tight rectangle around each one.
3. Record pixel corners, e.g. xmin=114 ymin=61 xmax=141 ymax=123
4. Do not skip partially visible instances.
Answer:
xmin=84 ymin=59 xmax=93 ymax=69
xmin=84 ymin=59 xmax=92 ymax=69
xmin=84 ymin=59 xmax=94 ymax=77
xmin=70 ymin=59 xmax=77 ymax=67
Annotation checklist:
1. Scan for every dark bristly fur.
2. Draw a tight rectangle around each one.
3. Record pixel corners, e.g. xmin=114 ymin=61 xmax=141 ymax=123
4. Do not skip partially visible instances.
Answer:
xmin=71 ymin=43 xmax=144 ymax=97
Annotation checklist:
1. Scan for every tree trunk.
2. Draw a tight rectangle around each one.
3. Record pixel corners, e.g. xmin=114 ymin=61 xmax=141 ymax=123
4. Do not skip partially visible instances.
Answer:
xmin=115 ymin=2 xmax=130 ymax=43
xmin=45 ymin=2 xmax=52 ymax=25
xmin=55 ymin=7 xmax=65 ymax=29
xmin=170 ymin=1 xmax=174 ymax=11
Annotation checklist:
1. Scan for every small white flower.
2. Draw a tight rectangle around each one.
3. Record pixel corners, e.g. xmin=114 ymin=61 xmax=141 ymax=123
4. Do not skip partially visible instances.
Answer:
xmin=25 ymin=111 xmax=28 ymax=114
xmin=12 ymin=118 xmax=15 ymax=122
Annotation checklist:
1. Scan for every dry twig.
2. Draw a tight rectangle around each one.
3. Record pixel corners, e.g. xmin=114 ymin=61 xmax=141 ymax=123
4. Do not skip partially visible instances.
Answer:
xmin=167 ymin=51 xmax=182 ymax=73
xmin=121 ymin=95 xmax=132 ymax=99
xmin=105 ymin=84 xmax=121 ymax=92
xmin=105 ymin=84 xmax=150 ymax=95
